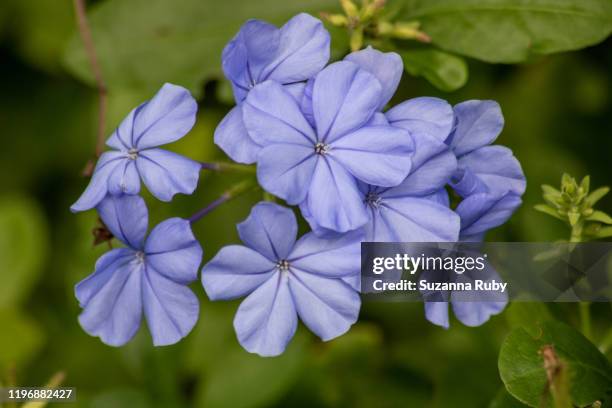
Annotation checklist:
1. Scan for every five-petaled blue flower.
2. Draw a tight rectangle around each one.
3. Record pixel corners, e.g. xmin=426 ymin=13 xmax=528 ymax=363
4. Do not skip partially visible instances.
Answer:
xmin=75 ymin=194 xmax=202 ymax=346
xmin=243 ymin=61 xmax=414 ymax=234
xmin=215 ymin=13 xmax=330 ymax=164
xmin=201 ymin=202 xmax=362 ymax=357
xmin=71 ymin=83 xmax=201 ymax=212
xmin=445 ymin=100 xmax=526 ymax=241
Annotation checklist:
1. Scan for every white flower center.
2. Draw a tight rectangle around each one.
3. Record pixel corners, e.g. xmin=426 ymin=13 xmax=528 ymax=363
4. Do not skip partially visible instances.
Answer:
xmin=314 ymin=142 xmax=330 ymax=155
xmin=127 ymin=148 xmax=138 ymax=160
xmin=276 ymin=259 xmax=290 ymax=272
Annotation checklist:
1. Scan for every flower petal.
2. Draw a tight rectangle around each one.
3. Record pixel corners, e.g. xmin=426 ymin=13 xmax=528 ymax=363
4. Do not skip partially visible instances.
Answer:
xmin=344 ymin=46 xmax=402 ymax=110
xmin=137 ymin=148 xmax=200 ymax=202
xmin=142 ymin=266 xmax=199 ymax=346
xmin=456 ymin=192 xmax=522 ymax=239
xmin=289 ymin=230 xmax=362 ymax=278
xmin=386 ymin=97 xmax=454 ymax=142
xmin=234 ymin=272 xmax=297 ymax=357
xmin=306 ymin=158 xmax=369 ymax=233
xmin=256 ymin=143 xmax=317 ymax=205
xmin=261 ymin=13 xmax=330 ymax=84
xmin=97 ymin=195 xmax=148 ymax=249
xmin=77 ymin=256 xmax=143 ymax=347
xmin=201 ymin=245 xmax=276 ymax=300
xmin=424 ymin=302 xmax=450 ymax=329
xmin=380 ymin=146 xmax=456 ymax=197
xmin=107 ymin=160 xmax=141 ymax=196
xmin=453 ymin=145 xmax=526 ymax=196
xmin=375 ymin=197 xmax=460 ymax=241
xmin=237 ymin=202 xmax=297 ymax=261
xmin=145 ymin=218 xmax=202 ymax=284
xmin=132 ymin=83 xmax=198 ymax=149
xmin=106 ymin=105 xmax=140 ymax=150
xmin=289 ymin=271 xmax=360 ymax=341
xmin=243 ymin=80 xmax=316 ymax=146
xmin=214 ymin=105 xmax=261 ymax=164
xmin=313 ymin=61 xmax=382 ymax=143
xmin=331 ymin=125 xmax=413 ymax=187
xmin=71 ymin=152 xmax=125 ymax=212
xmin=447 ymin=100 xmax=503 ymax=156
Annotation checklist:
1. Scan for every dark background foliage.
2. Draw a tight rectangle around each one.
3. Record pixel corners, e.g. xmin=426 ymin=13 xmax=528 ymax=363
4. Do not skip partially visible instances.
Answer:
xmin=0 ymin=0 xmax=610 ymax=407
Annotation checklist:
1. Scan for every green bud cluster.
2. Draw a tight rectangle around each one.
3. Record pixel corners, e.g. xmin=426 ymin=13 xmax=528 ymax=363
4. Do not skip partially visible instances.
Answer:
xmin=535 ymin=174 xmax=612 ymax=242
xmin=321 ymin=0 xmax=430 ymax=51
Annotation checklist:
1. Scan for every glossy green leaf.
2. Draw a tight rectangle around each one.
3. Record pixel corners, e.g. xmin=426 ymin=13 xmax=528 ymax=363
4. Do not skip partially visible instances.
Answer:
xmin=489 ymin=387 xmax=530 ymax=408
xmin=63 ymin=0 xmax=337 ymax=97
xmin=499 ymin=321 xmax=612 ymax=407
xmin=399 ymin=0 xmax=612 ymax=63
xmin=0 ymin=195 xmax=48 ymax=308
xmin=400 ymin=48 xmax=468 ymax=91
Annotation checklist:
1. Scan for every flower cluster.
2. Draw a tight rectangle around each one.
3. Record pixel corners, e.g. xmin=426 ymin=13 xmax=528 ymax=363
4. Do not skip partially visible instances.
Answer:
xmin=71 ymin=13 xmax=525 ymax=354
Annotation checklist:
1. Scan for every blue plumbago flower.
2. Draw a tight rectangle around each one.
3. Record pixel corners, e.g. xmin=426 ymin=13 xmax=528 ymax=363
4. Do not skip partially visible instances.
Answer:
xmin=423 ymin=259 xmax=508 ymax=329
xmin=75 ymin=194 xmax=202 ymax=346
xmin=456 ymin=191 xmax=523 ymax=241
xmin=215 ymin=13 xmax=330 ymax=164
xmin=301 ymin=96 xmax=459 ymax=242
xmin=201 ymin=202 xmax=362 ymax=357
xmin=243 ymin=61 xmax=414 ymax=234
xmin=71 ymin=83 xmax=201 ymax=212
xmin=446 ymin=100 xmax=526 ymax=198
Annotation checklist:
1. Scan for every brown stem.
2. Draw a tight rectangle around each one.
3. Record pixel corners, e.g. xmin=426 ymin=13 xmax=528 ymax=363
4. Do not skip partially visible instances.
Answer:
xmin=73 ymin=0 xmax=107 ymax=176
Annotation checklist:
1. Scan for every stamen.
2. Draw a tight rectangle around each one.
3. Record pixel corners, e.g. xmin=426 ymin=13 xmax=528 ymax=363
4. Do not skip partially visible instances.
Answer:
xmin=127 ymin=148 xmax=138 ymax=160
xmin=365 ymin=192 xmax=382 ymax=208
xmin=276 ymin=259 xmax=290 ymax=272
xmin=314 ymin=142 xmax=330 ymax=155
xmin=134 ymin=251 xmax=145 ymax=264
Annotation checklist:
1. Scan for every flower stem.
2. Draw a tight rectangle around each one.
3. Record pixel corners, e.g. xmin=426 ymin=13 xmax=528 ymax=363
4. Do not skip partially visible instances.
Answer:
xmin=73 ymin=0 xmax=107 ymax=176
xmin=599 ymin=326 xmax=612 ymax=354
xmin=579 ymin=302 xmax=592 ymax=340
xmin=200 ymin=162 xmax=256 ymax=173
xmin=189 ymin=180 xmax=255 ymax=223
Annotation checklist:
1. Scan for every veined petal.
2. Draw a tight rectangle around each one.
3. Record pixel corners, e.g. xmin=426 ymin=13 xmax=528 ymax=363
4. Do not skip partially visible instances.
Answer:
xmin=298 ymin=201 xmax=342 ymax=238
xmin=451 ymin=300 xmax=506 ymax=326
xmin=344 ymin=46 xmax=402 ymax=110
xmin=289 ymin=271 xmax=360 ymax=341
xmin=455 ymin=145 xmax=526 ymax=196
xmin=142 ymin=266 xmax=199 ymax=346
xmin=145 ymin=218 xmax=202 ymax=284
xmin=237 ymin=202 xmax=297 ymax=261
xmin=456 ymin=192 xmax=522 ymax=239
xmin=214 ymin=105 xmax=261 ymax=164
xmin=106 ymin=105 xmax=140 ymax=150
xmin=262 ymin=13 xmax=330 ymax=84
xmin=306 ymin=158 xmax=369 ymax=233
xmin=386 ymin=97 xmax=454 ymax=142
xmin=71 ymin=152 xmax=125 ymax=212
xmin=448 ymin=100 xmax=503 ymax=156
xmin=107 ymin=160 xmax=141 ymax=196
xmin=331 ymin=125 xmax=413 ymax=187
xmin=313 ymin=61 xmax=382 ymax=143
xmin=97 ymin=195 xmax=148 ymax=249
xmin=234 ymin=272 xmax=297 ymax=357
xmin=243 ymin=81 xmax=316 ymax=146
xmin=201 ymin=245 xmax=276 ymax=300
xmin=381 ymin=147 xmax=456 ymax=198
xmin=132 ymin=83 xmax=198 ymax=149
xmin=289 ymin=230 xmax=362 ymax=278
xmin=377 ymin=197 xmax=460 ymax=242
xmin=77 ymin=258 xmax=143 ymax=347
xmin=256 ymin=144 xmax=317 ymax=205
xmin=137 ymin=148 xmax=200 ymax=202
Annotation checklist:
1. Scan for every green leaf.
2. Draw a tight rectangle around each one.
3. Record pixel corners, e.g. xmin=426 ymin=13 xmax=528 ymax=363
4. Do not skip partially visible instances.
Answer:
xmin=489 ymin=387 xmax=530 ymax=408
xmin=0 ymin=308 xmax=45 ymax=367
xmin=399 ymin=48 xmax=468 ymax=91
xmin=0 ymin=195 xmax=48 ymax=308
xmin=499 ymin=321 xmax=612 ymax=407
xmin=195 ymin=332 xmax=308 ymax=408
xmin=534 ymin=204 xmax=564 ymax=221
xmin=585 ymin=186 xmax=610 ymax=207
xmin=399 ymin=0 xmax=612 ymax=63
xmin=586 ymin=210 xmax=612 ymax=224
xmin=63 ymin=0 xmax=338 ymax=97
xmin=593 ymin=226 xmax=612 ymax=239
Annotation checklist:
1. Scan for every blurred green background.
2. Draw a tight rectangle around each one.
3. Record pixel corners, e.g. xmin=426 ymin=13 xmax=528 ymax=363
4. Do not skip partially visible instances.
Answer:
xmin=0 ymin=0 xmax=610 ymax=407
